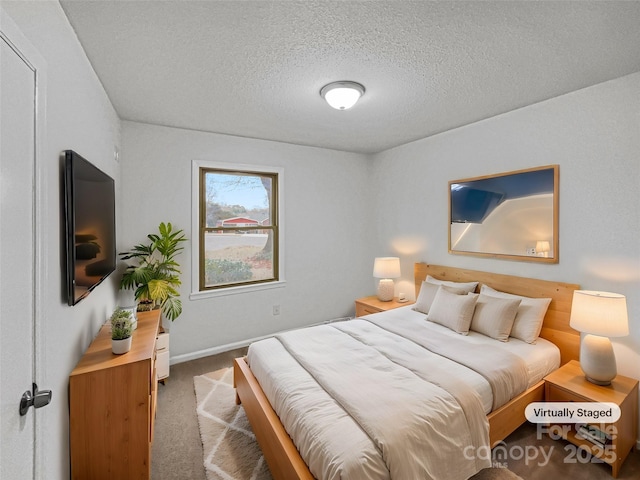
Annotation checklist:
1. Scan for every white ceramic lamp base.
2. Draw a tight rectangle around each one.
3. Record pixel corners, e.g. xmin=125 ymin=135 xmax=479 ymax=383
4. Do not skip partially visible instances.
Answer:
xmin=377 ymin=279 xmax=395 ymax=302
xmin=580 ymin=334 xmax=617 ymax=385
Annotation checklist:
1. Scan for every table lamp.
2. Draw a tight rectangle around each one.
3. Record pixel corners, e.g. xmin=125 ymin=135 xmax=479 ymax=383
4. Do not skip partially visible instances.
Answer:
xmin=373 ymin=257 xmax=401 ymax=302
xmin=569 ymin=290 xmax=629 ymax=385
xmin=535 ymin=240 xmax=550 ymax=258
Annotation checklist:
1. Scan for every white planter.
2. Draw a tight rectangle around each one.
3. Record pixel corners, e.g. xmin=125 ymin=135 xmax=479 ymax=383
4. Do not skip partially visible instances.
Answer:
xmin=118 ymin=305 xmax=138 ymax=329
xmin=112 ymin=336 xmax=132 ymax=354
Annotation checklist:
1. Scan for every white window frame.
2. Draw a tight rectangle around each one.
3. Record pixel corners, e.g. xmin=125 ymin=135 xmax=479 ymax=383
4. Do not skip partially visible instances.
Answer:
xmin=190 ymin=160 xmax=285 ymax=299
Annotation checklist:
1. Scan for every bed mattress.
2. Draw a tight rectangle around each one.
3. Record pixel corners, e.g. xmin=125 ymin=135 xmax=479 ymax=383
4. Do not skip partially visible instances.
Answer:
xmin=378 ymin=307 xmax=561 ymax=411
xmin=247 ymin=306 xmax=560 ymax=480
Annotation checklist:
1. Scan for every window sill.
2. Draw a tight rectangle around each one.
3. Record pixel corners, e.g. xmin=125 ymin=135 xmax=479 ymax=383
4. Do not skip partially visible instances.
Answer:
xmin=189 ymin=280 xmax=286 ymax=300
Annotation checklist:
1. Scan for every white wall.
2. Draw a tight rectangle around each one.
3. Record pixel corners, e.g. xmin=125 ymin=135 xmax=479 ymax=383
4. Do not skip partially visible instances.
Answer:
xmin=1 ymin=2 xmax=121 ymax=478
xmin=372 ymin=72 xmax=640 ymax=390
xmin=120 ymin=121 xmax=376 ymax=360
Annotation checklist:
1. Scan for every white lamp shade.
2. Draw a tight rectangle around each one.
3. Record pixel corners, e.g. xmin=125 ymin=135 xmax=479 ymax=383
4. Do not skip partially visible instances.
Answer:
xmin=569 ymin=290 xmax=629 ymax=337
xmin=320 ymin=81 xmax=365 ymax=110
xmin=535 ymin=240 xmax=550 ymax=253
xmin=373 ymin=257 xmax=401 ymax=279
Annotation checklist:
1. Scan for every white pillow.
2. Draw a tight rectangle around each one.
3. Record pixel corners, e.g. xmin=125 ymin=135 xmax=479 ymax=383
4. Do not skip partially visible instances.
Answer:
xmin=413 ymin=282 xmax=468 ymax=314
xmin=426 ymin=275 xmax=478 ymax=294
xmin=480 ymin=285 xmax=552 ymax=344
xmin=470 ymin=294 xmax=521 ymax=342
xmin=427 ymin=287 xmax=479 ymax=335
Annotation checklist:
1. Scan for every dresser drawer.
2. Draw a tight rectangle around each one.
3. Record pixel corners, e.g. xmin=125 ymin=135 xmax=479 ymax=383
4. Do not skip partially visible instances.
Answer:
xmin=157 ymin=350 xmax=170 ymax=380
xmin=156 ymin=332 xmax=170 ymax=351
xmin=355 ymin=304 xmax=382 ymax=317
xmin=547 ymin=383 xmax=589 ymax=403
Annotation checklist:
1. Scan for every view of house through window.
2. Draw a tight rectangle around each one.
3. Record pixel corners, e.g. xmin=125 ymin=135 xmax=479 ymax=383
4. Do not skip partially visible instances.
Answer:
xmin=200 ymin=168 xmax=278 ymax=290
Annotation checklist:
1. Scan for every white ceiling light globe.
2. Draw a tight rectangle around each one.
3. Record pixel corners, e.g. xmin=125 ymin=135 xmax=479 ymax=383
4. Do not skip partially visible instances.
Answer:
xmin=320 ymin=81 xmax=365 ymax=110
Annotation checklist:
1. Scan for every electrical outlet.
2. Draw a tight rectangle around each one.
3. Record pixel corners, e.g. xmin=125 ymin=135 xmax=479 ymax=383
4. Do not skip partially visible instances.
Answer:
xmin=526 ymin=248 xmax=536 ymax=255
xmin=272 ymin=305 xmax=280 ymax=315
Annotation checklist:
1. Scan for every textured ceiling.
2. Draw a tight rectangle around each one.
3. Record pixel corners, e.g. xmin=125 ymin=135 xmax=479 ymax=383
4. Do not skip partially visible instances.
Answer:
xmin=59 ymin=1 xmax=640 ymax=154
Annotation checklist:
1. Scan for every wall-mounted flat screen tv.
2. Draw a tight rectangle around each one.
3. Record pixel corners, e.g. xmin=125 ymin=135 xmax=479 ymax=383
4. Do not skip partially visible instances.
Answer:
xmin=64 ymin=150 xmax=116 ymax=305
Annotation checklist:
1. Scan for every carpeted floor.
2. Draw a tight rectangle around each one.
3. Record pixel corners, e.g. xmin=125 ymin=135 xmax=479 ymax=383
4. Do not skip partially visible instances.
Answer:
xmin=152 ymin=350 xmax=640 ymax=479
xmin=151 ymin=348 xmax=249 ymax=480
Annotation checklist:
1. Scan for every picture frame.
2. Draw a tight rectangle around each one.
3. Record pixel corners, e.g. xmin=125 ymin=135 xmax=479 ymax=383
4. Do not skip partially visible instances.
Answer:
xmin=448 ymin=165 xmax=559 ymax=263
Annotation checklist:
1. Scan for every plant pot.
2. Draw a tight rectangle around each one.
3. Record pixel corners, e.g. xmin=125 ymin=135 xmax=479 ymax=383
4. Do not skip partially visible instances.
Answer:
xmin=137 ymin=300 xmax=153 ymax=312
xmin=118 ymin=305 xmax=138 ymax=329
xmin=112 ymin=336 xmax=132 ymax=354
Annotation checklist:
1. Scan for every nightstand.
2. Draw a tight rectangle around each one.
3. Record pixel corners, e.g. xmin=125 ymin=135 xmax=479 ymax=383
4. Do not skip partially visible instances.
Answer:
xmin=544 ymin=360 xmax=638 ymax=477
xmin=354 ymin=295 xmax=412 ymax=317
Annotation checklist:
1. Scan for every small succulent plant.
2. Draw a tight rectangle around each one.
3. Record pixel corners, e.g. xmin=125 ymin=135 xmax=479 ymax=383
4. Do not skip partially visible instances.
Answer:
xmin=110 ymin=308 xmax=133 ymax=340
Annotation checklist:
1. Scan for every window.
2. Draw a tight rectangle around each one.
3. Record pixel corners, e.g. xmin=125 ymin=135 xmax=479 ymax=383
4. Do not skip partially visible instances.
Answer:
xmin=196 ymin=164 xmax=281 ymax=292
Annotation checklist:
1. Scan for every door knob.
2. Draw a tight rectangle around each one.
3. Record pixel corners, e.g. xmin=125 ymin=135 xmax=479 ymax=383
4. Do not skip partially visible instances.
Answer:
xmin=19 ymin=383 xmax=52 ymax=416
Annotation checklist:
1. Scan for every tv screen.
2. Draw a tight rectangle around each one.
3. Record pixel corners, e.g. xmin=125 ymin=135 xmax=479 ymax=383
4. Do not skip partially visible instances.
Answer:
xmin=64 ymin=150 xmax=116 ymax=306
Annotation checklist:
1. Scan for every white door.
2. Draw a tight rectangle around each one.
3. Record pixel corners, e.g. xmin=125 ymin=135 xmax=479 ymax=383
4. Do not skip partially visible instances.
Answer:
xmin=0 ymin=10 xmax=46 ymax=479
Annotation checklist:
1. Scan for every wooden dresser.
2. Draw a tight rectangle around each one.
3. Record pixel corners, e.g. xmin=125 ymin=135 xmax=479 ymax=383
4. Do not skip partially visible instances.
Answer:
xmin=69 ymin=309 xmax=161 ymax=480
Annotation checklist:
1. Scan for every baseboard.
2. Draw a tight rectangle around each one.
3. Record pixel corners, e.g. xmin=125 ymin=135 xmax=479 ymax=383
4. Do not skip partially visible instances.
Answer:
xmin=169 ymin=316 xmax=353 ymax=365
xmin=169 ymin=334 xmax=266 ymax=365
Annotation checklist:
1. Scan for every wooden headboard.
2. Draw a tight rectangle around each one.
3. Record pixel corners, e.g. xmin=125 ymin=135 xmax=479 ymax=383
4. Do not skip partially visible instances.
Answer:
xmin=414 ymin=263 xmax=581 ymax=365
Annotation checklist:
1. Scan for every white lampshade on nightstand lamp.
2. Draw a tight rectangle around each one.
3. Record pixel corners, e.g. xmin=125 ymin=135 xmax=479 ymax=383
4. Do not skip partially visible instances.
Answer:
xmin=570 ymin=290 xmax=629 ymax=386
xmin=373 ymin=257 xmax=401 ymax=302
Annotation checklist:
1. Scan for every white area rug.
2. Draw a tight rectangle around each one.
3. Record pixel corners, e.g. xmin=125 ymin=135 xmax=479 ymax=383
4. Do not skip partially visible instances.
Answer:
xmin=194 ymin=368 xmax=272 ymax=480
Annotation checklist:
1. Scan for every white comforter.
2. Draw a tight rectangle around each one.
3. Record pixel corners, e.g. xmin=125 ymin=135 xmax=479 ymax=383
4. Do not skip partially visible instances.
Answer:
xmin=247 ymin=309 xmax=554 ymax=480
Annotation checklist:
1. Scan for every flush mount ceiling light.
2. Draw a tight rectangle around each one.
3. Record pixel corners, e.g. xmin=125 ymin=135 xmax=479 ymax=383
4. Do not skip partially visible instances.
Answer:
xmin=320 ymin=81 xmax=365 ymax=110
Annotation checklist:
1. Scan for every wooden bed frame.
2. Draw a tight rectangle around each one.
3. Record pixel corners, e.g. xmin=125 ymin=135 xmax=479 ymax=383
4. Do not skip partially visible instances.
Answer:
xmin=234 ymin=263 xmax=580 ymax=479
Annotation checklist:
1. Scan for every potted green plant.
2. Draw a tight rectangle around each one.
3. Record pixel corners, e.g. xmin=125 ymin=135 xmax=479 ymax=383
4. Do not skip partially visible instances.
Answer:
xmin=119 ymin=222 xmax=187 ymax=322
xmin=111 ymin=308 xmax=134 ymax=354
